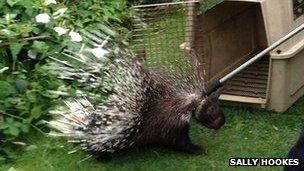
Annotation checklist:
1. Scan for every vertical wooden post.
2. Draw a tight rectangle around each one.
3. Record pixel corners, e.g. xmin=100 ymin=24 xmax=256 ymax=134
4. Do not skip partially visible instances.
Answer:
xmin=186 ymin=1 xmax=198 ymax=49
xmin=184 ymin=1 xmax=208 ymax=89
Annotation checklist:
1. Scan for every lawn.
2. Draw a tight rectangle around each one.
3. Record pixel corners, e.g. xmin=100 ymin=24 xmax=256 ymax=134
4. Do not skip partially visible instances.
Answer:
xmin=1 ymin=97 xmax=304 ymax=171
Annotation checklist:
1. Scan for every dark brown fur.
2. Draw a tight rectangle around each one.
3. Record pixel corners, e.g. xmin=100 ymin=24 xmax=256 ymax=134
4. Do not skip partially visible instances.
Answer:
xmin=135 ymin=96 xmax=201 ymax=154
xmin=131 ymin=67 xmax=225 ymax=155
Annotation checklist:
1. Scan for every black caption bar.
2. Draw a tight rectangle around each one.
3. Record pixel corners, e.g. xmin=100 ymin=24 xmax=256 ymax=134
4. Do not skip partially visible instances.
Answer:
xmin=229 ymin=158 xmax=300 ymax=166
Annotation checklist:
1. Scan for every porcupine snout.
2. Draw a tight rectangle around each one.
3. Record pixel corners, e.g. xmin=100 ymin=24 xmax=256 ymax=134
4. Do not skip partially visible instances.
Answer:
xmin=193 ymin=91 xmax=225 ymax=130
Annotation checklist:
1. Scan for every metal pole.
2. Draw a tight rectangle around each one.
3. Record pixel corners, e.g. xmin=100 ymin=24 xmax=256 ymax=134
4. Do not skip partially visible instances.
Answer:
xmin=220 ymin=23 xmax=304 ymax=83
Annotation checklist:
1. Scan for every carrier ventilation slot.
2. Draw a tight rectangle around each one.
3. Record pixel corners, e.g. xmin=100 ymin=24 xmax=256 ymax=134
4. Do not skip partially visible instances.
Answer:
xmin=222 ymin=56 xmax=269 ymax=99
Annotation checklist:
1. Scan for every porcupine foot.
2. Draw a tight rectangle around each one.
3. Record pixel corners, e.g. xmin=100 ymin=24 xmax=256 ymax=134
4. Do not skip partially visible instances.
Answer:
xmin=182 ymin=143 xmax=202 ymax=155
xmin=170 ymin=125 xmax=202 ymax=155
xmin=174 ymin=137 xmax=202 ymax=155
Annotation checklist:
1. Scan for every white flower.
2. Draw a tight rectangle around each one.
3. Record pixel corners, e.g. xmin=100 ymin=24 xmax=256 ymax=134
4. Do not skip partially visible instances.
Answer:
xmin=5 ymin=14 xmax=10 ymax=21
xmin=1 ymin=29 xmax=11 ymax=35
xmin=27 ymin=50 xmax=37 ymax=59
xmin=53 ymin=8 xmax=68 ymax=16
xmin=91 ymin=48 xmax=109 ymax=58
xmin=69 ymin=31 xmax=82 ymax=42
xmin=45 ymin=0 xmax=57 ymax=5
xmin=35 ymin=13 xmax=51 ymax=24
xmin=54 ymin=27 xmax=68 ymax=36
xmin=0 ymin=40 xmax=2 ymax=43
xmin=0 ymin=67 xmax=9 ymax=74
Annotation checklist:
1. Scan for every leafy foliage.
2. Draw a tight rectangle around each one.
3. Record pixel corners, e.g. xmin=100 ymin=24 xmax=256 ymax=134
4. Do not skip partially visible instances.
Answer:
xmin=0 ymin=0 xmax=134 ymax=161
xmin=0 ymin=61 xmax=64 ymax=160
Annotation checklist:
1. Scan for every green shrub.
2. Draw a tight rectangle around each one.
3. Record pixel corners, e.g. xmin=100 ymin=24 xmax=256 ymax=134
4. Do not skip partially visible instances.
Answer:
xmin=0 ymin=0 xmax=133 ymax=161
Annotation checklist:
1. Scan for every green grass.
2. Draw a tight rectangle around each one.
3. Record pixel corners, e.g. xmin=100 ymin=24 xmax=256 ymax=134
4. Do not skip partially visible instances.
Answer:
xmin=1 ymin=97 xmax=304 ymax=171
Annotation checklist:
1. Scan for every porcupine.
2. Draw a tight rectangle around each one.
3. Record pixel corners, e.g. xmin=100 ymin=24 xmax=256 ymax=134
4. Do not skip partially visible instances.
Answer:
xmin=45 ymin=24 xmax=225 ymax=159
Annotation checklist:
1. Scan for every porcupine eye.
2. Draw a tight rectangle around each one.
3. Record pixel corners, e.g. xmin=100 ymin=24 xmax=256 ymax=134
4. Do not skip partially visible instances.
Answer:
xmin=207 ymin=106 xmax=215 ymax=114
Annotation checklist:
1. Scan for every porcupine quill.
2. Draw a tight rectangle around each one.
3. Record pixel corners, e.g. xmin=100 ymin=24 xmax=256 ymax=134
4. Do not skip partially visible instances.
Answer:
xmin=45 ymin=23 xmax=225 ymax=160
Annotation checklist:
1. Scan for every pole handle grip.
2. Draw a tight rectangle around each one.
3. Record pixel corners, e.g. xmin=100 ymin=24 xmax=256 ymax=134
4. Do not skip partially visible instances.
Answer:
xmin=205 ymin=79 xmax=223 ymax=96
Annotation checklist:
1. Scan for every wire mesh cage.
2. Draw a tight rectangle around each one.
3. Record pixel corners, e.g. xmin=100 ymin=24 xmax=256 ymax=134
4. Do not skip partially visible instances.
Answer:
xmin=131 ymin=1 xmax=200 ymax=69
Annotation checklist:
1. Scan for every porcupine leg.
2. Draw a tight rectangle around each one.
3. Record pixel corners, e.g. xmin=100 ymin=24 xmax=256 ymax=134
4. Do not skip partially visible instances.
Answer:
xmin=172 ymin=124 xmax=202 ymax=155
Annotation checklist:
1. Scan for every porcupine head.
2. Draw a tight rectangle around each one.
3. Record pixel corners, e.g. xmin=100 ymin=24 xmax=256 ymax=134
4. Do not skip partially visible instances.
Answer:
xmin=194 ymin=87 xmax=225 ymax=130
